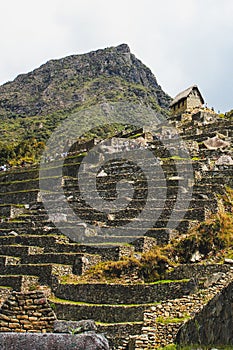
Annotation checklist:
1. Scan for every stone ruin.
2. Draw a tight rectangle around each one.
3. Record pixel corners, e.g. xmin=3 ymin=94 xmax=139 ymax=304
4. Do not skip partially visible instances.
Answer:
xmin=0 ymin=106 xmax=232 ymax=349
xmin=0 ymin=291 xmax=109 ymax=349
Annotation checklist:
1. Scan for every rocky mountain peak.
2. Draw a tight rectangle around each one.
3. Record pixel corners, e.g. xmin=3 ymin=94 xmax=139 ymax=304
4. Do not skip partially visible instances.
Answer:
xmin=115 ymin=43 xmax=131 ymax=53
xmin=0 ymin=44 xmax=171 ymax=118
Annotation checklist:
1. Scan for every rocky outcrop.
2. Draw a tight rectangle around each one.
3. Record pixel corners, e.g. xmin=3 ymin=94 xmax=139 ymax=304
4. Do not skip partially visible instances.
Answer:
xmin=0 ymin=43 xmax=171 ymax=118
xmin=176 ymin=281 xmax=233 ymax=347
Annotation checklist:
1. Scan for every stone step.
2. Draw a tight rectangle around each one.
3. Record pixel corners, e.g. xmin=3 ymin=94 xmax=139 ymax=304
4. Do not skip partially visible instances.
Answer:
xmin=0 ymin=189 xmax=39 ymax=205
xmin=0 ymin=245 xmax=44 ymax=257
xmin=62 ymin=171 xmax=195 ymax=186
xmin=182 ymin=124 xmax=233 ymax=139
xmin=42 ymin=191 xmax=218 ymax=210
xmin=54 ymin=280 xmax=195 ymax=305
xmin=62 ymin=182 xmax=191 ymax=195
xmin=0 ymin=229 xmax=144 ymax=246
xmin=58 ymin=235 xmax=145 ymax=246
xmin=46 ymin=156 xmax=196 ymax=173
xmin=0 ymin=179 xmax=39 ymax=193
xmin=58 ymin=198 xmax=217 ymax=212
xmin=165 ymin=263 xmax=232 ymax=281
xmin=96 ymin=322 xmax=143 ymax=350
xmin=7 ymin=207 xmax=207 ymax=226
xmin=0 ymin=227 xmax=60 ymax=236
xmin=206 ymin=169 xmax=233 ymax=177
xmin=16 ymin=213 xmax=51 ymax=222
xmin=0 ymin=222 xmax=195 ymax=244
xmin=0 ymin=167 xmax=38 ymax=183
xmin=45 ymin=243 xmax=134 ymax=261
xmin=23 ymin=208 xmax=203 ymax=225
xmin=0 ymin=234 xmax=70 ymax=247
xmin=0 ymin=205 xmax=12 ymax=218
xmin=198 ymin=149 xmax=232 ymax=160
xmin=0 ymin=255 xmax=20 ymax=266
xmin=201 ymin=174 xmax=233 ymax=185
xmin=50 ymin=298 xmax=148 ymax=323
xmin=42 ymin=231 xmax=168 ymax=246
xmin=0 ymin=221 xmax=56 ymax=229
xmin=0 ymin=263 xmax=72 ymax=285
xmin=0 ymin=216 xmax=205 ymax=246
xmin=21 ymin=252 xmax=101 ymax=275
xmin=0 ymin=237 xmax=134 ymax=262
xmin=65 ymin=158 xmax=203 ymax=172
xmin=194 ymin=183 xmax=225 ymax=194
xmin=0 ymin=205 xmax=205 ymax=224
xmin=6 ymin=195 xmax=217 ymax=230
xmin=0 ymin=275 xmax=39 ymax=292
xmin=182 ymin=130 xmax=232 ymax=143
xmin=0 ymin=180 xmax=222 ymax=213
xmin=64 ymin=181 xmax=193 ymax=193
xmin=0 ymin=225 xmax=149 ymax=246
xmin=0 ymin=209 xmax=211 ymax=230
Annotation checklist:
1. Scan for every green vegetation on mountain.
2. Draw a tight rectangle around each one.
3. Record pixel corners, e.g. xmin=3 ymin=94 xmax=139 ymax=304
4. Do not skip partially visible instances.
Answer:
xmin=225 ymin=109 xmax=233 ymax=120
xmin=0 ymin=44 xmax=171 ymax=164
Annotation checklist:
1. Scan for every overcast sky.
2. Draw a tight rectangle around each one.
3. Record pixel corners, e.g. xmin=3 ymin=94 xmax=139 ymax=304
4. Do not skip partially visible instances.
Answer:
xmin=0 ymin=0 xmax=232 ymax=112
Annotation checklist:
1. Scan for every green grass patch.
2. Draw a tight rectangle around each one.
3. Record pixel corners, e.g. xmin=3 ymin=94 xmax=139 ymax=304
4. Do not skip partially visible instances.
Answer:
xmin=49 ymin=296 xmax=159 ymax=307
xmin=156 ymin=316 xmax=190 ymax=324
xmin=149 ymin=279 xmax=189 ymax=285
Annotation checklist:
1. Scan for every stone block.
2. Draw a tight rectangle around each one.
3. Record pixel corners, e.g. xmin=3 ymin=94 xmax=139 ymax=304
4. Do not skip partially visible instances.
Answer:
xmin=0 ymin=332 xmax=109 ymax=350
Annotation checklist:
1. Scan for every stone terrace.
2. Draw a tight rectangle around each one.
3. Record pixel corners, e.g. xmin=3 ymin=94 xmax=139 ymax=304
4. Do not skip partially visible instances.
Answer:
xmin=0 ymin=112 xmax=232 ymax=348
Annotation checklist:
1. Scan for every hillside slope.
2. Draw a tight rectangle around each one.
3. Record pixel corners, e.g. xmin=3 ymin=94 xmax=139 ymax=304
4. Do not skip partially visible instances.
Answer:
xmin=0 ymin=44 xmax=171 ymax=164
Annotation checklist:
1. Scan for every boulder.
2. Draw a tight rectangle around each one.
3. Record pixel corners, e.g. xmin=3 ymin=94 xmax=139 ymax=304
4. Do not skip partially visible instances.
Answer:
xmin=53 ymin=319 xmax=97 ymax=333
xmin=215 ymin=155 xmax=233 ymax=166
xmin=203 ymin=136 xmax=230 ymax=150
xmin=0 ymin=332 xmax=109 ymax=350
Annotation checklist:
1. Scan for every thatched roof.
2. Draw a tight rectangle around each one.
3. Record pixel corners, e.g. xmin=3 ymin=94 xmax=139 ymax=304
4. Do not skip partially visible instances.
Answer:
xmin=170 ymin=85 xmax=204 ymax=107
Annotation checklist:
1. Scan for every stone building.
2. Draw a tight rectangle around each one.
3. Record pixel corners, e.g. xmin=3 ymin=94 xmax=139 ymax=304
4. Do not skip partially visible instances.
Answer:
xmin=170 ymin=85 xmax=204 ymax=116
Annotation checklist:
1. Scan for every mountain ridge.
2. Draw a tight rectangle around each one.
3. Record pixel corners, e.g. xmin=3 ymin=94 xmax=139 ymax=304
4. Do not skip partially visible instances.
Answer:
xmin=0 ymin=43 xmax=171 ymax=164
xmin=0 ymin=44 xmax=171 ymax=118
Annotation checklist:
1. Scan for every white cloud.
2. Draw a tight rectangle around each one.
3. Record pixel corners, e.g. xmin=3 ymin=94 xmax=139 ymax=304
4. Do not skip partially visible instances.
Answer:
xmin=0 ymin=0 xmax=232 ymax=111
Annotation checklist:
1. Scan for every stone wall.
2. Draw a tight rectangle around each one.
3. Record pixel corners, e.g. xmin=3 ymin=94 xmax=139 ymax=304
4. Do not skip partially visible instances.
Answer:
xmin=0 ymin=275 xmax=39 ymax=293
xmin=0 ymin=168 xmax=38 ymax=183
xmin=53 ymin=302 xmax=146 ymax=323
xmin=133 ymin=268 xmax=233 ymax=349
xmin=172 ymin=99 xmax=187 ymax=116
xmin=166 ymin=263 xmax=231 ymax=281
xmin=0 ymin=291 xmax=56 ymax=333
xmin=55 ymin=280 xmax=195 ymax=305
xmin=187 ymin=93 xmax=203 ymax=110
xmin=0 ymin=288 xmax=11 ymax=307
xmin=176 ymin=280 xmax=233 ymax=347
xmin=131 ymin=236 xmax=157 ymax=253
xmin=97 ymin=322 xmax=142 ymax=350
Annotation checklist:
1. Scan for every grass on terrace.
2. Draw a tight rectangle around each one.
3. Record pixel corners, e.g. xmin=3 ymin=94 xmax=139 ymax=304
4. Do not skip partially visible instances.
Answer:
xmin=63 ymin=186 xmax=233 ymax=284
xmin=158 ymin=346 xmax=233 ymax=350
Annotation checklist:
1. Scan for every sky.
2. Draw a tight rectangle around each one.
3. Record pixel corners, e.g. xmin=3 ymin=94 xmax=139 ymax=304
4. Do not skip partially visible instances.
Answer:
xmin=0 ymin=0 xmax=232 ymax=112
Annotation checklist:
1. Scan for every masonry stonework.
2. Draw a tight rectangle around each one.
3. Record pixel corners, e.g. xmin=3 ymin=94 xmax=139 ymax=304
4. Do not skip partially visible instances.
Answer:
xmin=0 ymin=291 xmax=56 ymax=333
